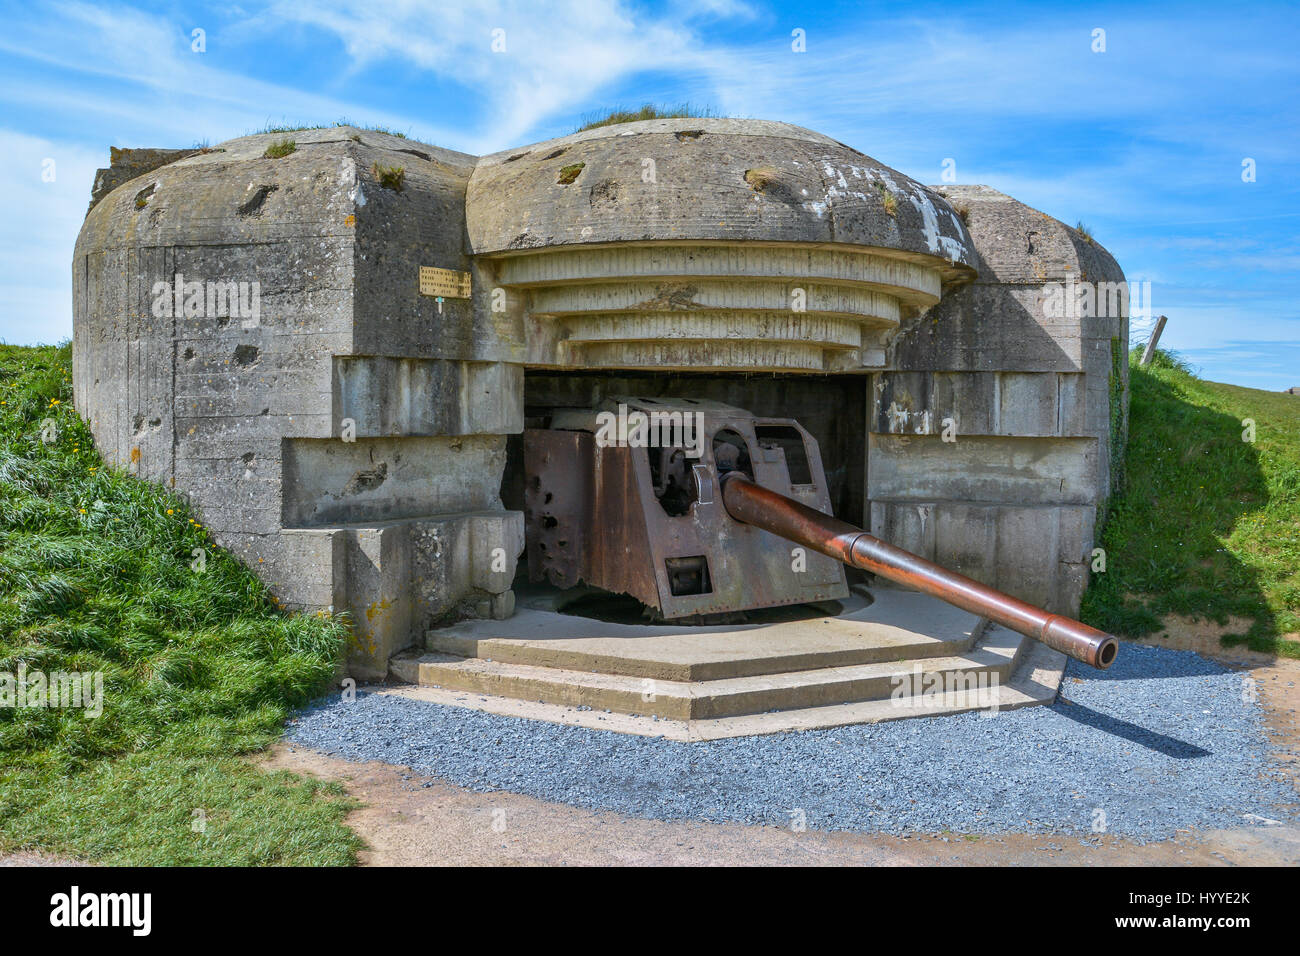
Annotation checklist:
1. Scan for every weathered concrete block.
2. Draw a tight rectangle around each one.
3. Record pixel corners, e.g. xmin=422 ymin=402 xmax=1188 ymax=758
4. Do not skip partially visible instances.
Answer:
xmin=333 ymin=357 xmax=522 ymax=437
xmin=869 ymin=434 xmax=1097 ymax=506
xmin=274 ymin=513 xmax=526 ymax=681
xmin=344 ymin=525 xmax=415 ymax=680
xmin=870 ymin=500 xmax=1095 ymax=614
xmin=293 ymin=513 xmax=529 ymax=680
xmin=873 ymin=370 xmax=1089 ymax=438
xmin=276 ymin=528 xmax=347 ymax=611
xmin=88 ymin=147 xmax=198 ymax=213
xmin=410 ymin=512 xmax=525 ymax=622
xmin=281 ymin=436 xmax=506 ymax=527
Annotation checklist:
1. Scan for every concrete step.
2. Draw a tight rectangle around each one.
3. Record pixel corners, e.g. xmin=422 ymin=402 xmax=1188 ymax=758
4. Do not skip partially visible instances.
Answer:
xmin=381 ymin=637 xmax=1064 ymax=740
xmin=422 ymin=590 xmax=985 ymax=682
xmin=390 ymin=626 xmax=1023 ymax=721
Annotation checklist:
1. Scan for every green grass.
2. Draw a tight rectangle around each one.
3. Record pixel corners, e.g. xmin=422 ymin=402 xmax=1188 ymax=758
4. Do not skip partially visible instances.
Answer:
xmin=257 ymin=120 xmax=408 ymax=138
xmin=263 ymin=138 xmax=296 ymax=159
xmin=556 ymin=162 xmax=585 ymax=185
xmin=0 ymin=344 xmax=361 ymax=864
xmin=575 ymin=103 xmax=719 ymax=132
xmin=874 ymin=181 xmax=899 ymax=217
xmin=370 ymin=161 xmax=406 ymax=192
xmin=1082 ymin=348 xmax=1300 ymax=657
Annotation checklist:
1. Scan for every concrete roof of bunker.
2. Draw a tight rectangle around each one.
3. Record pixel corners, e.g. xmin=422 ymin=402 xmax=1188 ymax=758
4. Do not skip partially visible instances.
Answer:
xmin=465 ymin=118 xmax=977 ymax=278
xmin=77 ymin=121 xmax=979 ymax=283
xmin=930 ymin=184 xmax=1125 ymax=285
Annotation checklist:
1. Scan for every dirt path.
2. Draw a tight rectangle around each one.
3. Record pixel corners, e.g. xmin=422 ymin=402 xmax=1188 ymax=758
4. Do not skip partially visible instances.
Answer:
xmin=0 ymin=851 xmax=84 ymax=866
xmin=263 ymin=743 xmax=1296 ymax=866
xmin=263 ymin=631 xmax=1300 ymax=867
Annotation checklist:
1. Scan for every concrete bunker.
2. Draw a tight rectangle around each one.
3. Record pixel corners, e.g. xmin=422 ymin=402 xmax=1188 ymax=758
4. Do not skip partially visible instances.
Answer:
xmin=73 ymin=119 xmax=1127 ymax=727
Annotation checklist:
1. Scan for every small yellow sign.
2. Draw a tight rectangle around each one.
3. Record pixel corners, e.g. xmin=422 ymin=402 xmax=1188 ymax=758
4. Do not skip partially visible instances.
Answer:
xmin=419 ymin=266 xmax=472 ymax=299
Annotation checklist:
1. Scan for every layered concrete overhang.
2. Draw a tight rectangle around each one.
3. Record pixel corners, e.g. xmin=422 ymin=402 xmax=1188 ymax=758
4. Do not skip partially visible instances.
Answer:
xmin=468 ymin=119 xmax=977 ymax=372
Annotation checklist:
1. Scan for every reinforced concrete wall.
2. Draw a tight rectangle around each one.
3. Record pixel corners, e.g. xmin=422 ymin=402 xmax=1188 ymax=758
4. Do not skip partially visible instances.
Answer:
xmin=73 ymin=127 xmax=523 ymax=679
xmin=869 ymin=185 xmax=1129 ymax=613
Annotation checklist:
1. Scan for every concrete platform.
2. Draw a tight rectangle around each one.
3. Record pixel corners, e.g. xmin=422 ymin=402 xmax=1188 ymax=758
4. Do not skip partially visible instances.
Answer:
xmin=387 ymin=588 xmax=1069 ymax=736
xmin=422 ymin=590 xmax=983 ymax=680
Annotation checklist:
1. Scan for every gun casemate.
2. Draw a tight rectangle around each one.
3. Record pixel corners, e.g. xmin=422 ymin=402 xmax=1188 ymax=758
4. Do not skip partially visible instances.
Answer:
xmin=524 ymin=398 xmax=1116 ymax=670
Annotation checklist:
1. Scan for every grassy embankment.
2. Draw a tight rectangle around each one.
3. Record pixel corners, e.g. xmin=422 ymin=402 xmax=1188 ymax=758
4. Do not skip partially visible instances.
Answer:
xmin=1082 ymin=349 xmax=1300 ymax=657
xmin=0 ymin=343 xmax=361 ymax=864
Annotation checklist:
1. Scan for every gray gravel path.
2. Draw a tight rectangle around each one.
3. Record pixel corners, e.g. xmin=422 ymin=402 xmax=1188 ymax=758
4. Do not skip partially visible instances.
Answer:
xmin=285 ymin=644 xmax=1296 ymax=838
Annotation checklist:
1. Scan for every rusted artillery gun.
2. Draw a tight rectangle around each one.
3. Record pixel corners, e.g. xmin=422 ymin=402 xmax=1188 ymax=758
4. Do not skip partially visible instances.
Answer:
xmin=524 ymin=398 xmax=1118 ymax=670
xmin=718 ymin=471 xmax=1117 ymax=669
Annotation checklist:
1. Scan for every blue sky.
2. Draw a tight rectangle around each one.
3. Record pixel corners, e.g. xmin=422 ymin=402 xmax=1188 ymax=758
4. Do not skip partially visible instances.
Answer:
xmin=2 ymin=0 xmax=1297 ymax=389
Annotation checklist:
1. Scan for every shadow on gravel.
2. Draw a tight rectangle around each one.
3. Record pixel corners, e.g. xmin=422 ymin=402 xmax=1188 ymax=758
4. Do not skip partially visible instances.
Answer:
xmin=1068 ymin=643 xmax=1231 ymax=682
xmin=1051 ymin=699 xmax=1211 ymax=758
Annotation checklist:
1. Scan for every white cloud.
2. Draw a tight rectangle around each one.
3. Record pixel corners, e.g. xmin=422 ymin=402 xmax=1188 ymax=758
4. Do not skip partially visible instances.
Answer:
xmin=0 ymin=1 xmax=464 ymax=148
xmin=262 ymin=0 xmax=747 ymax=148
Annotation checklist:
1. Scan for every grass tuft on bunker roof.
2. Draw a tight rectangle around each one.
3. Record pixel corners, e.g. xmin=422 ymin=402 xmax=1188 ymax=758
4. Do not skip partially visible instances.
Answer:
xmin=575 ymin=103 xmax=721 ymax=133
xmin=256 ymin=119 xmax=409 ymax=138
xmin=263 ymin=138 xmax=296 ymax=159
xmin=371 ymin=162 xmax=406 ymax=191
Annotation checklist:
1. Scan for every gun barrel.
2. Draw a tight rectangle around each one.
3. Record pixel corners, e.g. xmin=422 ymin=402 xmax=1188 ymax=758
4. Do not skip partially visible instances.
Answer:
xmin=719 ymin=473 xmax=1118 ymax=669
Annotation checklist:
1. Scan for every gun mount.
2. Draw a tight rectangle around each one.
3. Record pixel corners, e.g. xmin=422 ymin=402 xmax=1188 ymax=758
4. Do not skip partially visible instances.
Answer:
xmin=523 ymin=398 xmax=1118 ymax=669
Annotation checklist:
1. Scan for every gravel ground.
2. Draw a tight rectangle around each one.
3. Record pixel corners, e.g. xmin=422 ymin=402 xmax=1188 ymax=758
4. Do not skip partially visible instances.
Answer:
xmin=285 ymin=644 xmax=1297 ymax=838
